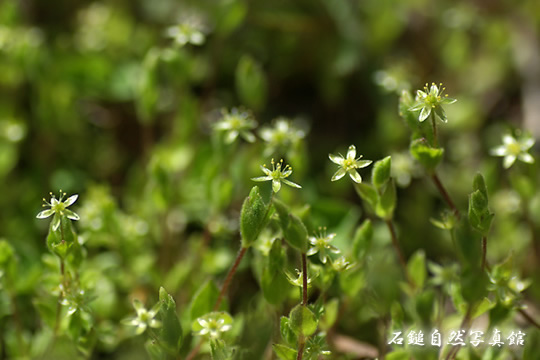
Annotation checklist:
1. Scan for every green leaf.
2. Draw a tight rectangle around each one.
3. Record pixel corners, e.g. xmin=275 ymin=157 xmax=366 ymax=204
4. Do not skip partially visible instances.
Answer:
xmin=235 ymin=55 xmax=267 ymax=111
xmin=409 ymin=138 xmax=444 ymax=172
xmin=353 ymin=182 xmax=378 ymax=209
xmin=158 ymin=287 xmax=183 ymax=354
xmin=145 ymin=340 xmax=164 ymax=360
xmin=319 ymin=298 xmax=339 ymax=330
xmin=240 ymin=186 xmax=270 ymax=248
xmin=407 ymin=250 xmax=426 ymax=289
xmin=261 ymin=241 xmax=289 ymax=305
xmin=273 ymin=200 xmax=308 ymax=253
xmin=460 ymin=266 xmax=488 ymax=304
xmin=189 ymin=280 xmax=219 ymax=321
xmin=280 ymin=317 xmax=297 ymax=346
xmin=375 ymin=180 xmax=397 ymax=220
xmin=273 ymin=344 xmax=297 ymax=360
xmin=372 ymin=156 xmax=392 ymax=190
xmin=414 ymin=289 xmax=435 ymax=325
xmin=289 ymin=305 xmax=318 ymax=337
xmin=471 ymin=297 xmax=494 ymax=319
xmin=352 ymin=219 xmax=373 ymax=260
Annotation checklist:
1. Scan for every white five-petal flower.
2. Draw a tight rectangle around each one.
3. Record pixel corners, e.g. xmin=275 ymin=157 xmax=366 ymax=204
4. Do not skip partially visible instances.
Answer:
xmin=490 ymin=133 xmax=535 ymax=169
xmin=329 ymin=145 xmax=372 ymax=183
xmin=306 ymin=227 xmax=340 ymax=264
xmin=194 ymin=312 xmax=233 ymax=339
xmin=252 ymin=158 xmax=301 ymax=193
xmin=409 ymin=82 xmax=457 ymax=123
xmin=122 ymin=299 xmax=162 ymax=335
xmin=36 ymin=190 xmax=80 ymax=231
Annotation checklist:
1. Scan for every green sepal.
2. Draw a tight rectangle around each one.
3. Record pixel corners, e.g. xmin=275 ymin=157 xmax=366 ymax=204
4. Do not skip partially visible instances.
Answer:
xmin=468 ymin=173 xmax=494 ymax=236
xmin=145 ymin=340 xmax=165 ymax=360
xmin=273 ymin=344 xmax=297 ymax=360
xmin=210 ymin=338 xmax=235 ymax=360
xmin=372 ymin=156 xmax=392 ymax=190
xmin=288 ymin=305 xmax=318 ymax=337
xmin=409 ymin=138 xmax=443 ymax=173
xmin=158 ymin=287 xmax=183 ymax=354
xmin=240 ymin=186 xmax=270 ymax=248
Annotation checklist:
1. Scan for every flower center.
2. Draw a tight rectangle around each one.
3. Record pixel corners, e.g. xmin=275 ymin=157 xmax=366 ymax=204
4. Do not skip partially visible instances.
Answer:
xmin=507 ymin=142 xmax=521 ymax=156
xmin=52 ymin=203 xmax=66 ymax=213
xmin=344 ymin=159 xmax=355 ymax=170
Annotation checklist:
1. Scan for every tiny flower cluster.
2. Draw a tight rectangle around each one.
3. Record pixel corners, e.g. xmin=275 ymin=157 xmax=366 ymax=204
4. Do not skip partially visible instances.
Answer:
xmin=388 ymin=328 xmax=526 ymax=348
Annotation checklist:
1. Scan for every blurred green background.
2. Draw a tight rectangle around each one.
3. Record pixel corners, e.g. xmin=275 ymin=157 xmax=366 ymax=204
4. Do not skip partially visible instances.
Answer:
xmin=1 ymin=0 xmax=539 ymax=358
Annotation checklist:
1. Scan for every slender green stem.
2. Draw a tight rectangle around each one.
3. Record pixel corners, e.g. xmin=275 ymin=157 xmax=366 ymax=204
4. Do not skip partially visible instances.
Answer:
xmin=296 ymin=338 xmax=305 ymax=360
xmin=430 ymin=173 xmax=460 ymax=218
xmin=431 ymin=112 xmax=438 ymax=147
xmin=301 ymin=253 xmax=308 ymax=306
xmin=214 ymin=246 xmax=248 ymax=311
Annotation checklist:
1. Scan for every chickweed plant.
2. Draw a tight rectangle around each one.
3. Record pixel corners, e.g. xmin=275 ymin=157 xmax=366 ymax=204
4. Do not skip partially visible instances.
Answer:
xmin=1 ymin=3 xmax=540 ymax=360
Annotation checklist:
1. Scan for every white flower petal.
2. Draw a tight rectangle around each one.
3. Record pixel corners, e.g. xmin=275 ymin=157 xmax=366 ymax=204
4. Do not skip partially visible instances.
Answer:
xmin=272 ymin=179 xmax=281 ymax=193
xmin=347 ymin=145 xmax=357 ymax=160
xmin=65 ymin=209 xmax=80 ymax=221
xmin=260 ymin=165 xmax=271 ymax=175
xmin=416 ymin=90 xmax=427 ymax=99
xmin=356 ymin=160 xmax=372 ymax=169
xmin=282 ymin=179 xmax=302 ymax=189
xmin=348 ymin=170 xmax=362 ymax=183
xmin=502 ymin=135 xmax=515 ymax=146
xmin=331 ymin=168 xmax=347 ymax=181
xmin=225 ymin=130 xmax=239 ymax=144
xmin=518 ymin=153 xmax=534 ymax=164
xmin=306 ymin=247 xmax=318 ymax=256
xmin=251 ymin=176 xmax=272 ymax=182
xmin=52 ymin=215 xmax=61 ymax=231
xmin=520 ymin=137 xmax=535 ymax=150
xmin=36 ymin=209 xmax=54 ymax=219
xmin=490 ymin=146 xmax=507 ymax=157
xmin=328 ymin=153 xmax=344 ymax=165
xmin=419 ymin=107 xmax=431 ymax=122
xmin=503 ymin=155 xmax=517 ymax=169
xmin=63 ymin=194 xmax=78 ymax=207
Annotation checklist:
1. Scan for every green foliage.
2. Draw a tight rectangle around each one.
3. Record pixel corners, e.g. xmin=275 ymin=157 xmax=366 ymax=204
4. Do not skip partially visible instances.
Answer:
xmin=288 ymin=305 xmax=318 ymax=337
xmin=0 ymin=0 xmax=538 ymax=359
xmin=409 ymin=139 xmax=444 ymax=173
xmin=240 ymin=186 xmax=270 ymax=248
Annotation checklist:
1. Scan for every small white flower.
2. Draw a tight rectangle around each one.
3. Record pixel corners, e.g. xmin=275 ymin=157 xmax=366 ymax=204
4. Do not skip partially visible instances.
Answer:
xmin=213 ymin=108 xmax=257 ymax=144
xmin=122 ymin=299 xmax=161 ymax=335
xmin=252 ymin=158 xmax=301 ymax=193
xmin=409 ymin=82 xmax=456 ymax=123
xmin=36 ymin=190 xmax=80 ymax=231
xmin=194 ymin=312 xmax=233 ymax=339
xmin=306 ymin=227 xmax=340 ymax=264
xmin=329 ymin=145 xmax=372 ymax=183
xmin=490 ymin=133 xmax=535 ymax=169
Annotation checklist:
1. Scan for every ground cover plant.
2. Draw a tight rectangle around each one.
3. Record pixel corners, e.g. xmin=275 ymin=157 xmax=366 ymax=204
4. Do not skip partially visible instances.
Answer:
xmin=0 ymin=0 xmax=539 ymax=359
